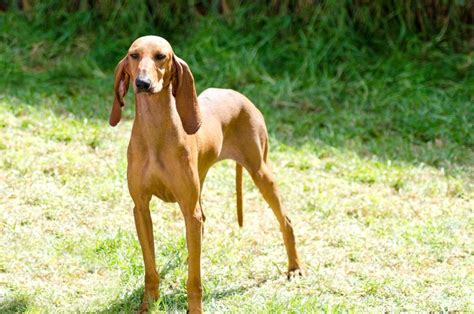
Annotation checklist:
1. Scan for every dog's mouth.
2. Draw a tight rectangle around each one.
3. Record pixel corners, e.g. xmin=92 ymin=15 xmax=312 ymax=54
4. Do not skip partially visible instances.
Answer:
xmin=136 ymin=88 xmax=154 ymax=94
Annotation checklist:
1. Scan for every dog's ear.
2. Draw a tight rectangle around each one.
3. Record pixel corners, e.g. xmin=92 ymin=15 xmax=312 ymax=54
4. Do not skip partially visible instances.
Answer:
xmin=110 ymin=56 xmax=130 ymax=127
xmin=172 ymin=55 xmax=202 ymax=134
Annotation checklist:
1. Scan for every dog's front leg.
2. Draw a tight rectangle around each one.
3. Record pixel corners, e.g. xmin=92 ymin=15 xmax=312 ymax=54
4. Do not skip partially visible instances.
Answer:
xmin=133 ymin=196 xmax=160 ymax=312
xmin=180 ymin=201 xmax=203 ymax=314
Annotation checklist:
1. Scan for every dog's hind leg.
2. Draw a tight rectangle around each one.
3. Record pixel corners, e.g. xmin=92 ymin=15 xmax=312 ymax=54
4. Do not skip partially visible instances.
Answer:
xmin=248 ymin=160 xmax=303 ymax=278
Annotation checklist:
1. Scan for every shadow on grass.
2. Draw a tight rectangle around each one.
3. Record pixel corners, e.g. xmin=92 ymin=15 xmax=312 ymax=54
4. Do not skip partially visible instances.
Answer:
xmin=96 ymin=287 xmax=143 ymax=314
xmin=0 ymin=295 xmax=30 ymax=314
xmin=97 ymin=245 xmax=250 ymax=313
xmin=98 ymin=284 xmax=249 ymax=313
xmin=2 ymin=72 xmax=473 ymax=171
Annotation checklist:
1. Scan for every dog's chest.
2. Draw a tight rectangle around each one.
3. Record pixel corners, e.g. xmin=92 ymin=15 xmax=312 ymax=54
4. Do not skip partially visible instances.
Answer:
xmin=128 ymin=126 xmax=196 ymax=204
xmin=143 ymin=154 xmax=178 ymax=203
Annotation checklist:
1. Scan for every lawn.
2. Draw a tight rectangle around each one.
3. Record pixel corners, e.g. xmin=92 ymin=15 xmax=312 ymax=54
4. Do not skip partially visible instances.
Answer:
xmin=1 ymin=3 xmax=473 ymax=313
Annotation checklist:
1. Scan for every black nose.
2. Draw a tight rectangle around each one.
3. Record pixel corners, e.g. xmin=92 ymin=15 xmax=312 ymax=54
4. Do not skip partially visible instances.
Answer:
xmin=135 ymin=77 xmax=151 ymax=90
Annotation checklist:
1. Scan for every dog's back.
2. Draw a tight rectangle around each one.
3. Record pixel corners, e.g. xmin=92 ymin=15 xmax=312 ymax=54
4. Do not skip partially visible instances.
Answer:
xmin=197 ymin=88 xmax=268 ymax=167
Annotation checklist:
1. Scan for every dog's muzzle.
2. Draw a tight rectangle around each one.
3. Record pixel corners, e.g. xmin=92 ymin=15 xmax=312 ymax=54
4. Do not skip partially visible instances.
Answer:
xmin=135 ymin=77 xmax=152 ymax=93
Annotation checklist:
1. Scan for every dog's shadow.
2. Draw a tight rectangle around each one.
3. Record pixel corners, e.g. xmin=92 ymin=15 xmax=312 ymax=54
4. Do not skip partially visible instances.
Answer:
xmin=98 ymin=253 xmax=251 ymax=313
xmin=0 ymin=295 xmax=30 ymax=314
xmin=98 ymin=284 xmax=248 ymax=313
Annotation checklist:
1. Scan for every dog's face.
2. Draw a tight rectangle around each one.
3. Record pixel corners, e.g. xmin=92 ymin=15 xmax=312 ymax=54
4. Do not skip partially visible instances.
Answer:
xmin=127 ymin=36 xmax=174 ymax=94
xmin=109 ymin=36 xmax=202 ymax=134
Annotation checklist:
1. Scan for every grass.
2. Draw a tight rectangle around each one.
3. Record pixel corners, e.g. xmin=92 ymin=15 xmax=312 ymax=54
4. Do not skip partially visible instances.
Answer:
xmin=1 ymin=3 xmax=473 ymax=312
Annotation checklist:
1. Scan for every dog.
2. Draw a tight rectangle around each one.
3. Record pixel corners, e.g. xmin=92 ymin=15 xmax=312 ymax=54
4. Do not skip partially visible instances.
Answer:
xmin=109 ymin=35 xmax=302 ymax=313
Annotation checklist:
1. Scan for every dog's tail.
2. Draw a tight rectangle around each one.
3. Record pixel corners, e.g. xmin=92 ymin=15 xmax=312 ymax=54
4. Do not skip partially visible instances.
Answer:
xmin=236 ymin=163 xmax=243 ymax=227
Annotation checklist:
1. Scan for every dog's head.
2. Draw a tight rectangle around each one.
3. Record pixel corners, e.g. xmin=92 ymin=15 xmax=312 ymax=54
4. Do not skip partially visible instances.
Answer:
xmin=109 ymin=35 xmax=201 ymax=134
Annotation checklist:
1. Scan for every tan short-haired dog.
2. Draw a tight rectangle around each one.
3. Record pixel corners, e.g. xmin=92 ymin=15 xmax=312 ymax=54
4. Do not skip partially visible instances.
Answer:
xmin=110 ymin=36 xmax=302 ymax=313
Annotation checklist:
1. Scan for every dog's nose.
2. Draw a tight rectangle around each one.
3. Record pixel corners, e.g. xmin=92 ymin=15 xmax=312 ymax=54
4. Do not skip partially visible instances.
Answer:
xmin=135 ymin=77 xmax=151 ymax=90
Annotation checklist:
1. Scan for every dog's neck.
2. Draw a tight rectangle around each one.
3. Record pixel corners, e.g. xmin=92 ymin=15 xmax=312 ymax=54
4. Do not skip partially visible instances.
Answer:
xmin=132 ymin=86 xmax=186 ymax=148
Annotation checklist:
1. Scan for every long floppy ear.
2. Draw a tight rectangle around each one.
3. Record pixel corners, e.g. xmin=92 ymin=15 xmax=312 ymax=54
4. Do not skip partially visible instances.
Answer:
xmin=172 ymin=55 xmax=202 ymax=134
xmin=109 ymin=56 xmax=130 ymax=127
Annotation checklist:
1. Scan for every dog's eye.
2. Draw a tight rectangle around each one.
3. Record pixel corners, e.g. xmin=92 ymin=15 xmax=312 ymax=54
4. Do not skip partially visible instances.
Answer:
xmin=130 ymin=53 xmax=139 ymax=60
xmin=155 ymin=53 xmax=166 ymax=61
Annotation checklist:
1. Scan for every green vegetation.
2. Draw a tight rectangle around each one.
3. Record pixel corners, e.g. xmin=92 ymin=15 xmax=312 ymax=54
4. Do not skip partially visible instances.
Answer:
xmin=1 ymin=1 xmax=473 ymax=312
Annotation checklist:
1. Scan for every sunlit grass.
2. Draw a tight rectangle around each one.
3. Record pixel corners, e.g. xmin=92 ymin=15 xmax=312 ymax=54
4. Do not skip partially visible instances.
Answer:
xmin=1 ymin=94 xmax=472 ymax=312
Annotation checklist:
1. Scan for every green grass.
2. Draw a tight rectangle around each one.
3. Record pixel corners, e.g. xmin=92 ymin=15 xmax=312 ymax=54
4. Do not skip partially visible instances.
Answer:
xmin=1 ymin=3 xmax=473 ymax=313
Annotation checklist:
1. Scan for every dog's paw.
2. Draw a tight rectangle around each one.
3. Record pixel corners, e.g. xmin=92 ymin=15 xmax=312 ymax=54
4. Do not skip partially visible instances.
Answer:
xmin=287 ymin=267 xmax=303 ymax=280
xmin=138 ymin=292 xmax=159 ymax=313
xmin=138 ymin=300 xmax=150 ymax=313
